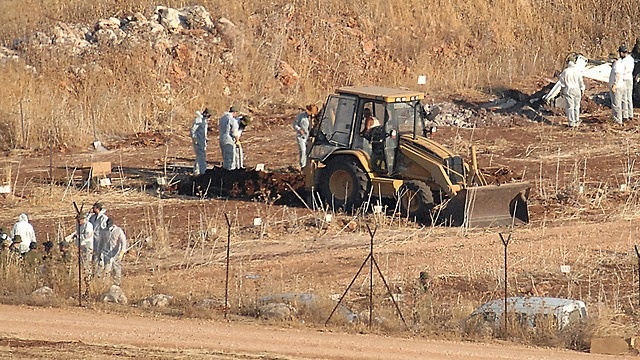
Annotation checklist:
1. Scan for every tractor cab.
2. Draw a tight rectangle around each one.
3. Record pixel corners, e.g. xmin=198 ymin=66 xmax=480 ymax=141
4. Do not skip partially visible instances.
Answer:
xmin=309 ymin=86 xmax=426 ymax=175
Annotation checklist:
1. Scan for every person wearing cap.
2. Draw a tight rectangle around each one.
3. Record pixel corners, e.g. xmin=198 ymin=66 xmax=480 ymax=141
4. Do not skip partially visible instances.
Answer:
xmin=219 ymin=106 xmax=241 ymax=170
xmin=23 ymin=241 xmax=42 ymax=268
xmin=609 ymin=51 xmax=625 ymax=124
xmin=557 ymin=56 xmax=586 ymax=128
xmin=292 ymin=104 xmax=318 ymax=169
xmin=0 ymin=237 xmax=12 ymax=270
xmin=75 ymin=214 xmax=94 ymax=275
xmin=10 ymin=235 xmax=22 ymax=252
xmin=88 ymin=202 xmax=109 ymax=267
xmin=190 ymin=108 xmax=211 ymax=175
xmin=58 ymin=240 xmax=71 ymax=262
xmin=619 ymin=45 xmax=635 ymax=121
xmin=6 ymin=235 xmax=23 ymax=268
xmin=42 ymin=240 xmax=54 ymax=261
xmin=102 ymin=218 xmax=127 ymax=286
xmin=11 ymin=213 xmax=36 ymax=255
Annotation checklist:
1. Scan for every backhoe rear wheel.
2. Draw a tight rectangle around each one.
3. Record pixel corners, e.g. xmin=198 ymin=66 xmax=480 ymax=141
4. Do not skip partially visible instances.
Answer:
xmin=399 ymin=181 xmax=434 ymax=224
xmin=320 ymin=157 xmax=369 ymax=212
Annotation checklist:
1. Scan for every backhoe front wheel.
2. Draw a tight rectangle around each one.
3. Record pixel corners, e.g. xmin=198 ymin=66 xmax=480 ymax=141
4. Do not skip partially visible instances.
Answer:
xmin=320 ymin=158 xmax=369 ymax=212
xmin=399 ymin=181 xmax=435 ymax=224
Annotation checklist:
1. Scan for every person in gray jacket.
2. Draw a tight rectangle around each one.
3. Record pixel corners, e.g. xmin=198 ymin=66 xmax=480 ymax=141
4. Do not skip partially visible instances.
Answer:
xmin=102 ymin=218 xmax=127 ymax=286
xmin=88 ymin=202 xmax=108 ymax=269
xmin=292 ymin=104 xmax=318 ymax=169
xmin=190 ymin=108 xmax=211 ymax=175
xmin=75 ymin=214 xmax=94 ymax=276
xmin=219 ymin=106 xmax=240 ymax=170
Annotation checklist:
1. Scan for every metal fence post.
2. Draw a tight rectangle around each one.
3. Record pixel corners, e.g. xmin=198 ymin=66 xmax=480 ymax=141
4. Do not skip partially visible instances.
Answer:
xmin=72 ymin=202 xmax=84 ymax=306
xmin=224 ymin=213 xmax=232 ymax=320
xmin=325 ymin=223 xmax=407 ymax=329
xmin=499 ymin=233 xmax=512 ymax=334
xmin=635 ymin=245 xmax=640 ymax=307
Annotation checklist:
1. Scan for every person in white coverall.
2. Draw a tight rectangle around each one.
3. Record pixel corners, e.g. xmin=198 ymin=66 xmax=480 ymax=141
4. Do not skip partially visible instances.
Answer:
xmin=75 ymin=214 xmax=94 ymax=276
xmin=292 ymin=104 xmax=318 ymax=169
xmin=88 ymin=202 xmax=109 ymax=269
xmin=190 ymin=108 xmax=211 ymax=175
xmin=619 ymin=45 xmax=635 ymax=121
xmin=234 ymin=115 xmax=251 ymax=169
xmin=609 ymin=52 xmax=626 ymax=124
xmin=557 ymin=58 xmax=585 ymax=128
xmin=103 ymin=218 xmax=127 ymax=286
xmin=11 ymin=213 xmax=36 ymax=255
xmin=219 ymin=106 xmax=240 ymax=170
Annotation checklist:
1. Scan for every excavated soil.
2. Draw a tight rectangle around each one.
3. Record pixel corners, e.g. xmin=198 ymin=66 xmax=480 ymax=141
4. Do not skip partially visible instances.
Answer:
xmin=179 ymin=166 xmax=305 ymax=205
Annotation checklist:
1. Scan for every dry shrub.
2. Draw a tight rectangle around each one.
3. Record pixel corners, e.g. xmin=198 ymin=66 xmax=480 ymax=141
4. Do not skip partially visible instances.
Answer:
xmin=0 ymin=250 xmax=79 ymax=302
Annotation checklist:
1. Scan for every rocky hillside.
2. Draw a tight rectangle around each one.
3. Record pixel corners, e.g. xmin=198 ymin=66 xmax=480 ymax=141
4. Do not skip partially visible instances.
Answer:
xmin=0 ymin=1 xmax=637 ymax=149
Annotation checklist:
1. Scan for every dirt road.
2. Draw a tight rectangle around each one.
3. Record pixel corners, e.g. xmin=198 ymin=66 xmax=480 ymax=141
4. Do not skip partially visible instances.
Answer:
xmin=0 ymin=304 xmax=632 ymax=359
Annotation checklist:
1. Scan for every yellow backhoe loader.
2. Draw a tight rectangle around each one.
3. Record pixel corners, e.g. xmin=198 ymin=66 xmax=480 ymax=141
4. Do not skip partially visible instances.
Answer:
xmin=303 ymin=86 xmax=530 ymax=227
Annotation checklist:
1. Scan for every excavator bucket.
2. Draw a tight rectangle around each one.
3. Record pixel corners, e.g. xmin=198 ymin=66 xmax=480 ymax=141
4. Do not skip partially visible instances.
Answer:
xmin=440 ymin=182 xmax=530 ymax=228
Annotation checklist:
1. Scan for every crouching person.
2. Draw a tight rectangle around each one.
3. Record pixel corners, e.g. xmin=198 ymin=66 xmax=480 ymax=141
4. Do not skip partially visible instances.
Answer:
xmin=103 ymin=218 xmax=127 ymax=286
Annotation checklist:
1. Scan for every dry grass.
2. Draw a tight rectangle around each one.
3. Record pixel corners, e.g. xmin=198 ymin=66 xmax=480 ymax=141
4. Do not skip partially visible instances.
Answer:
xmin=0 ymin=1 xmax=638 ymax=148
xmin=2 ymin=193 xmax=640 ymax=352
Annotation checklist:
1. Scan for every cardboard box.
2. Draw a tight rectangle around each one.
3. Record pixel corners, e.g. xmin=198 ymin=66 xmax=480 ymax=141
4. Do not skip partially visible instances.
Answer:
xmin=82 ymin=162 xmax=112 ymax=188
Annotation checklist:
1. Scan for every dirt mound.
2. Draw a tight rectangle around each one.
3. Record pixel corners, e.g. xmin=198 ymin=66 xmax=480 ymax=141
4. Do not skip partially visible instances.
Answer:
xmin=178 ymin=167 xmax=305 ymax=205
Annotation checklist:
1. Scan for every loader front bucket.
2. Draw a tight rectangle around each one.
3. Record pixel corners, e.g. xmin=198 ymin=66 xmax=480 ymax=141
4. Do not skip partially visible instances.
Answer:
xmin=440 ymin=182 xmax=530 ymax=228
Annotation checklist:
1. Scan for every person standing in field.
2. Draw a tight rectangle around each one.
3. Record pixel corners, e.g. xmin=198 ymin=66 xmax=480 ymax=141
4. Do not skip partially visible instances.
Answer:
xmin=557 ymin=56 xmax=585 ymax=128
xmin=88 ymin=202 xmax=108 ymax=269
xmin=11 ymin=214 xmax=36 ymax=255
xmin=619 ymin=45 xmax=635 ymax=122
xmin=0 ymin=238 xmax=12 ymax=270
xmin=58 ymin=240 xmax=71 ymax=263
xmin=103 ymin=218 xmax=127 ymax=286
xmin=75 ymin=214 xmax=94 ymax=277
xmin=22 ymin=241 xmax=42 ymax=269
xmin=9 ymin=236 xmax=22 ymax=254
xmin=190 ymin=108 xmax=211 ymax=175
xmin=292 ymin=104 xmax=318 ymax=169
xmin=234 ymin=115 xmax=251 ymax=169
xmin=219 ymin=106 xmax=240 ymax=170
xmin=609 ymin=52 xmax=625 ymax=125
